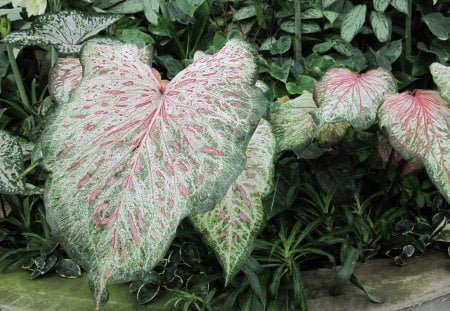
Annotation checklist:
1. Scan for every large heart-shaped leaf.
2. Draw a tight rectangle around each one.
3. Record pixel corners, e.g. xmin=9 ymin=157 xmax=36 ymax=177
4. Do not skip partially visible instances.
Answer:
xmin=313 ymin=67 xmax=396 ymax=130
xmin=48 ymin=58 xmax=82 ymax=104
xmin=270 ymin=91 xmax=317 ymax=156
xmin=379 ymin=90 xmax=450 ymax=203
xmin=190 ymin=119 xmax=275 ymax=283
xmin=40 ymin=39 xmax=266 ymax=307
xmin=430 ymin=62 xmax=450 ymax=103
xmin=3 ymin=10 xmax=122 ymax=54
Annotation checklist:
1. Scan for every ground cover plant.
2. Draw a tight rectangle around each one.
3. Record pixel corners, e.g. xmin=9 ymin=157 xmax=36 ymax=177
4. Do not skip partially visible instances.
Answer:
xmin=0 ymin=0 xmax=450 ymax=310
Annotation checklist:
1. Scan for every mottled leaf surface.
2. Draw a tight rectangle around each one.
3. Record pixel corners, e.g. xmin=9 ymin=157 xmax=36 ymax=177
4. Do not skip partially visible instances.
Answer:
xmin=313 ymin=67 xmax=396 ymax=130
xmin=49 ymin=58 xmax=82 ymax=104
xmin=430 ymin=62 xmax=450 ymax=103
xmin=340 ymin=5 xmax=367 ymax=42
xmin=40 ymin=39 xmax=265 ymax=307
xmin=3 ymin=10 xmax=122 ymax=53
xmin=379 ymin=90 xmax=450 ymax=202
xmin=190 ymin=120 xmax=275 ymax=282
xmin=373 ymin=0 xmax=391 ymax=12
xmin=270 ymin=91 xmax=317 ymax=155
xmin=370 ymin=11 xmax=391 ymax=42
xmin=0 ymin=129 xmax=26 ymax=194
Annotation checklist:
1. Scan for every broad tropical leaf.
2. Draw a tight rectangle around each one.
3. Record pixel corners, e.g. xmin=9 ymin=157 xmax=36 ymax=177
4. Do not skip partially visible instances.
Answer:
xmin=379 ymin=90 xmax=450 ymax=202
xmin=190 ymin=119 xmax=275 ymax=283
xmin=269 ymin=91 xmax=317 ymax=156
xmin=430 ymin=62 xmax=450 ymax=103
xmin=49 ymin=58 xmax=82 ymax=104
xmin=0 ymin=129 xmax=26 ymax=194
xmin=3 ymin=10 xmax=122 ymax=53
xmin=313 ymin=67 xmax=396 ymax=130
xmin=340 ymin=4 xmax=367 ymax=42
xmin=40 ymin=39 xmax=266 ymax=307
xmin=370 ymin=11 xmax=391 ymax=42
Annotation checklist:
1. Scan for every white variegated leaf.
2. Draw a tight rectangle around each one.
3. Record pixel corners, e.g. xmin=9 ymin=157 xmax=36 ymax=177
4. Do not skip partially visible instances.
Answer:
xmin=370 ymin=11 xmax=391 ymax=42
xmin=430 ymin=62 xmax=450 ymax=103
xmin=313 ymin=67 xmax=397 ymax=130
xmin=3 ymin=10 xmax=122 ymax=54
xmin=190 ymin=120 xmax=275 ymax=283
xmin=0 ymin=129 xmax=26 ymax=194
xmin=379 ymin=90 xmax=450 ymax=202
xmin=41 ymin=39 xmax=265 ymax=308
xmin=49 ymin=58 xmax=82 ymax=104
xmin=340 ymin=5 xmax=367 ymax=42
xmin=373 ymin=0 xmax=391 ymax=12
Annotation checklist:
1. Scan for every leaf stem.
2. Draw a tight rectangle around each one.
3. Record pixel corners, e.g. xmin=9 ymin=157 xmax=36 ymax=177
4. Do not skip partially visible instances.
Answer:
xmin=294 ymin=0 xmax=302 ymax=63
xmin=405 ymin=0 xmax=412 ymax=59
xmin=6 ymin=44 xmax=32 ymax=114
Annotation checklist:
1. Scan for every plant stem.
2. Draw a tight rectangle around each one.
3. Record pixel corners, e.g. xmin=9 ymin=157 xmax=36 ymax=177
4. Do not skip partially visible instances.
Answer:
xmin=294 ymin=0 xmax=302 ymax=63
xmin=6 ymin=44 xmax=32 ymax=114
xmin=405 ymin=0 xmax=412 ymax=59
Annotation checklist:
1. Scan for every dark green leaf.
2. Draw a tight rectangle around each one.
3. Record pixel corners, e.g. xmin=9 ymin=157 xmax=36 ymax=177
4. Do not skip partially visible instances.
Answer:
xmin=423 ymin=13 xmax=449 ymax=41
xmin=329 ymin=246 xmax=359 ymax=296
xmin=394 ymin=220 xmax=414 ymax=234
xmin=233 ymin=5 xmax=256 ymax=21
xmin=373 ymin=0 xmax=391 ymax=12
xmin=269 ymin=59 xmax=294 ymax=82
xmin=175 ymin=0 xmax=205 ymax=17
xmin=120 ymin=28 xmax=154 ymax=48
xmin=286 ymin=75 xmax=317 ymax=95
xmin=377 ymin=39 xmax=402 ymax=63
xmin=55 ymin=259 xmax=82 ymax=278
xmin=350 ymin=274 xmax=382 ymax=303
xmin=136 ymin=284 xmax=160 ymax=304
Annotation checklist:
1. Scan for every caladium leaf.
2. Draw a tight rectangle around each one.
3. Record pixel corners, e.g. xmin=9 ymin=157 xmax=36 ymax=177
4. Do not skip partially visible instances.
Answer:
xmin=270 ymin=91 xmax=317 ymax=156
xmin=48 ymin=58 xmax=82 ymax=104
xmin=430 ymin=62 xmax=450 ymax=103
xmin=313 ymin=67 xmax=396 ymax=130
xmin=3 ymin=10 xmax=122 ymax=54
xmin=190 ymin=119 xmax=275 ymax=283
xmin=379 ymin=90 xmax=450 ymax=202
xmin=40 ymin=39 xmax=265 ymax=308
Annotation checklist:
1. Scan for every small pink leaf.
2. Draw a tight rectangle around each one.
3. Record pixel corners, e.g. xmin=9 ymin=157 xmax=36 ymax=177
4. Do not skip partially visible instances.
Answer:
xmin=379 ymin=90 xmax=450 ymax=201
xmin=190 ymin=120 xmax=275 ymax=283
xmin=41 ymin=39 xmax=265 ymax=307
xmin=313 ymin=67 xmax=396 ymax=130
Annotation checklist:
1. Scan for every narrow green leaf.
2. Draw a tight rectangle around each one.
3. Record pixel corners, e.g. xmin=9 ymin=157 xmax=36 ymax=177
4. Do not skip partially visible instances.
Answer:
xmin=3 ymin=10 xmax=122 ymax=54
xmin=190 ymin=120 xmax=276 ymax=283
xmin=370 ymin=11 xmax=392 ymax=42
xmin=340 ymin=5 xmax=367 ymax=42
xmin=270 ymin=92 xmax=317 ymax=155
xmin=329 ymin=246 xmax=359 ymax=296
xmin=379 ymin=90 xmax=450 ymax=205
xmin=373 ymin=0 xmax=391 ymax=12
xmin=430 ymin=62 xmax=450 ymax=102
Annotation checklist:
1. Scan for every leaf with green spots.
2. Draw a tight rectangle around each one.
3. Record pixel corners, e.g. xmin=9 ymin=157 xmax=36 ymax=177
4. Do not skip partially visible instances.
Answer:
xmin=430 ymin=63 xmax=450 ymax=103
xmin=373 ymin=0 xmax=391 ymax=12
xmin=370 ymin=11 xmax=391 ymax=42
xmin=40 ymin=39 xmax=266 ymax=308
xmin=190 ymin=120 xmax=275 ymax=283
xmin=379 ymin=90 xmax=450 ymax=204
xmin=270 ymin=92 xmax=317 ymax=155
xmin=3 ymin=10 xmax=122 ymax=54
xmin=0 ymin=130 xmax=26 ymax=194
xmin=340 ymin=4 xmax=367 ymax=42
xmin=313 ymin=67 xmax=397 ymax=130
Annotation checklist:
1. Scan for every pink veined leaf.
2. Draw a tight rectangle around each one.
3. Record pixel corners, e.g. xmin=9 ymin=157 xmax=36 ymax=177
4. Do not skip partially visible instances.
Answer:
xmin=430 ymin=62 xmax=450 ymax=103
xmin=313 ymin=67 xmax=397 ymax=130
xmin=49 ymin=58 xmax=82 ymax=104
xmin=190 ymin=119 xmax=275 ymax=283
xmin=379 ymin=90 xmax=450 ymax=202
xmin=40 ymin=39 xmax=266 ymax=308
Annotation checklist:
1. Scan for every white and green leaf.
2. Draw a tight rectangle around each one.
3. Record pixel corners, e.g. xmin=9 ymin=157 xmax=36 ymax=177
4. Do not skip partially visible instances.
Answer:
xmin=49 ymin=58 xmax=82 ymax=104
xmin=340 ymin=4 xmax=367 ymax=42
xmin=0 ymin=129 xmax=26 ymax=194
xmin=390 ymin=0 xmax=409 ymax=15
xmin=373 ymin=0 xmax=391 ymax=12
xmin=40 ymin=39 xmax=266 ymax=308
xmin=270 ymin=91 xmax=317 ymax=156
xmin=3 ymin=10 xmax=122 ymax=54
xmin=430 ymin=62 xmax=450 ymax=103
xmin=313 ymin=67 xmax=397 ymax=130
xmin=370 ymin=11 xmax=391 ymax=42
xmin=190 ymin=119 xmax=275 ymax=283
xmin=379 ymin=90 xmax=450 ymax=203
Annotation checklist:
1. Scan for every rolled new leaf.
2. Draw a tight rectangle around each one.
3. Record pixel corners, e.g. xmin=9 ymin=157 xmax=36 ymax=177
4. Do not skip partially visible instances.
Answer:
xmin=379 ymin=90 xmax=450 ymax=202
xmin=40 ymin=39 xmax=266 ymax=308
xmin=190 ymin=119 xmax=276 ymax=283
xmin=313 ymin=67 xmax=396 ymax=131
xmin=430 ymin=62 xmax=450 ymax=103
xmin=3 ymin=10 xmax=122 ymax=54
